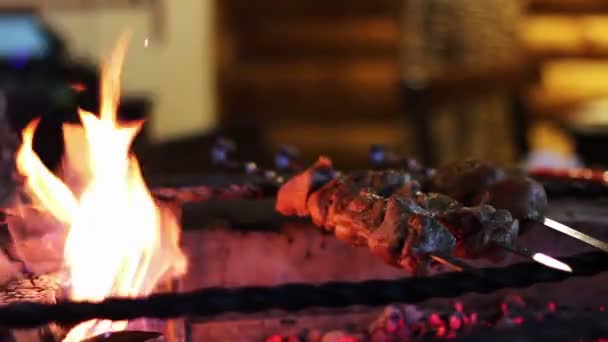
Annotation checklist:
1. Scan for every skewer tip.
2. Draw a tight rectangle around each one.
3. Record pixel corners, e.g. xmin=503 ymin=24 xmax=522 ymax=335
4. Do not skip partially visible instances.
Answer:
xmin=430 ymin=255 xmax=463 ymax=272
xmin=430 ymin=255 xmax=481 ymax=276
xmin=532 ymin=253 xmax=572 ymax=273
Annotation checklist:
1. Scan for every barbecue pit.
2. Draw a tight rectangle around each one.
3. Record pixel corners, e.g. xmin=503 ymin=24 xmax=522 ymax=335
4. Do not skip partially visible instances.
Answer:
xmin=0 ymin=160 xmax=607 ymax=341
xmin=0 ymin=34 xmax=607 ymax=342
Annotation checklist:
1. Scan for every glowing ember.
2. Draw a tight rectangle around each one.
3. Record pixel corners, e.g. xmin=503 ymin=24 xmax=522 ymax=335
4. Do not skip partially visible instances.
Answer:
xmin=268 ymin=297 xmax=608 ymax=341
xmin=15 ymin=33 xmax=187 ymax=341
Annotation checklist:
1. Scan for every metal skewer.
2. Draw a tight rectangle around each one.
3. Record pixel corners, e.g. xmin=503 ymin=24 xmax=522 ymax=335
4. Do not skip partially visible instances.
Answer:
xmin=430 ymin=254 xmax=481 ymax=275
xmin=495 ymin=243 xmax=572 ymax=273
xmin=543 ymin=217 xmax=608 ymax=253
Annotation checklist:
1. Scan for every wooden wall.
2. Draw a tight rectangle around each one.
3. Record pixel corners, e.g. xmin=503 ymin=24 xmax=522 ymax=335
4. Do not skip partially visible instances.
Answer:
xmin=216 ymin=0 xmax=408 ymax=168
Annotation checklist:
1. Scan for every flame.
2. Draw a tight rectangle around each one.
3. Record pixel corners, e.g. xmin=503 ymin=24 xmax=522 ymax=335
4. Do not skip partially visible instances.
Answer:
xmin=15 ymin=33 xmax=187 ymax=341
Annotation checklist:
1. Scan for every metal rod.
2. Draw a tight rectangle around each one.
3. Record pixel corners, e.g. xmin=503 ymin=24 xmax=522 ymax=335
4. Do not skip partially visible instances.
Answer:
xmin=430 ymin=255 xmax=480 ymax=276
xmin=0 ymin=250 xmax=604 ymax=329
xmin=543 ymin=217 xmax=608 ymax=253
xmin=496 ymin=243 xmax=572 ymax=273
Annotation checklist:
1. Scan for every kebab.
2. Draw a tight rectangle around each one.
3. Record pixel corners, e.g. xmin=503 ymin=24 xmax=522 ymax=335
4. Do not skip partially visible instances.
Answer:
xmin=210 ymin=140 xmax=575 ymax=271
xmin=275 ymin=158 xmax=568 ymax=275
xmin=369 ymin=156 xmax=607 ymax=261
xmin=370 ymin=148 xmax=608 ymax=253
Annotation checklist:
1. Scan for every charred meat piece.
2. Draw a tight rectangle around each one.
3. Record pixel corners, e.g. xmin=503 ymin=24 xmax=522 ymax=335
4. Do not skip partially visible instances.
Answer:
xmin=429 ymin=159 xmax=505 ymax=205
xmin=333 ymin=190 xmax=386 ymax=246
xmin=475 ymin=176 xmax=548 ymax=223
xmin=368 ymin=196 xmax=456 ymax=273
xmin=307 ymin=179 xmax=341 ymax=229
xmin=413 ymin=192 xmax=463 ymax=213
xmin=402 ymin=211 xmax=457 ymax=276
xmin=394 ymin=179 xmax=422 ymax=198
xmin=324 ymin=170 xmax=415 ymax=230
xmin=367 ymin=196 xmax=415 ymax=266
xmin=440 ymin=205 xmax=519 ymax=262
xmin=367 ymin=170 xmax=416 ymax=198
xmin=276 ymin=156 xmax=335 ymax=217
xmin=275 ymin=159 xmax=536 ymax=274
xmin=326 ymin=172 xmax=372 ymax=228
xmin=277 ymin=159 xmax=419 ymax=223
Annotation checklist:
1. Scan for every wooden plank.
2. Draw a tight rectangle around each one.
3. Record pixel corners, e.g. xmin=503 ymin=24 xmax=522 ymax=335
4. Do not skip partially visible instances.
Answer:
xmin=222 ymin=0 xmax=398 ymax=20
xmin=528 ymin=0 xmax=608 ymax=14
xmin=231 ymin=18 xmax=398 ymax=60
xmin=220 ymin=84 xmax=399 ymax=121
xmin=224 ymin=59 xmax=397 ymax=84
xmin=232 ymin=18 xmax=398 ymax=45
xmin=221 ymin=60 xmax=399 ymax=120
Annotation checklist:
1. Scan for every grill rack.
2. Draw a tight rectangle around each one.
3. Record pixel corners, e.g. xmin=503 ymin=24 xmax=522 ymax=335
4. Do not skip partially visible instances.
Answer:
xmin=0 ymin=250 xmax=605 ymax=329
xmin=0 ymin=175 xmax=606 ymax=333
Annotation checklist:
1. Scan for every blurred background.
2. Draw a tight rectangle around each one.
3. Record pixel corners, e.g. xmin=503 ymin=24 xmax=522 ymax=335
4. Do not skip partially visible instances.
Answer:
xmin=1 ymin=0 xmax=608 ymax=177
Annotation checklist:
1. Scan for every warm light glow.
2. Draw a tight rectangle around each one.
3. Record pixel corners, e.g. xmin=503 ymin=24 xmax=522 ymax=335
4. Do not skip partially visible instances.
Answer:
xmin=532 ymin=253 xmax=572 ymax=273
xmin=15 ymin=33 xmax=187 ymax=341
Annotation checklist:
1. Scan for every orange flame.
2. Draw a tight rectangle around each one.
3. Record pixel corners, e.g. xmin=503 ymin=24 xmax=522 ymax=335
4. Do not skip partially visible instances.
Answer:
xmin=15 ymin=33 xmax=187 ymax=341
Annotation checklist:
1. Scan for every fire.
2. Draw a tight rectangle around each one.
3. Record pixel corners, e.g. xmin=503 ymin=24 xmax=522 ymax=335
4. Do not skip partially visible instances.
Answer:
xmin=15 ymin=34 xmax=187 ymax=341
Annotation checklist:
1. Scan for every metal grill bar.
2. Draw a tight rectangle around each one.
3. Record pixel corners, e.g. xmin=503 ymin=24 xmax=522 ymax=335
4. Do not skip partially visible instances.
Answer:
xmin=0 ymin=251 xmax=604 ymax=329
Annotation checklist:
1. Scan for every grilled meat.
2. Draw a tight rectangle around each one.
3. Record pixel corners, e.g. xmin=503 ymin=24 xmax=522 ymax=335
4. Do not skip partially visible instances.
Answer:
xmin=439 ymin=206 xmax=519 ymax=261
xmin=276 ymin=156 xmax=335 ymax=217
xmin=412 ymin=192 xmax=519 ymax=261
xmin=366 ymin=195 xmax=456 ymax=274
xmin=276 ymin=161 xmax=526 ymax=274
xmin=475 ymin=176 xmax=548 ymax=222
xmin=429 ymin=159 xmax=505 ymax=205
xmin=333 ymin=190 xmax=386 ymax=245
xmin=308 ymin=179 xmax=341 ymax=229
xmin=413 ymin=192 xmax=463 ymax=212
xmin=421 ymin=159 xmax=548 ymax=229
xmin=304 ymin=170 xmax=419 ymax=230
xmin=402 ymin=209 xmax=457 ymax=275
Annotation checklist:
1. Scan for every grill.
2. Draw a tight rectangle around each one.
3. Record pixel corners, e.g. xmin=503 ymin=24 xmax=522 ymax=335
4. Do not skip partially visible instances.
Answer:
xmin=0 ymin=168 xmax=607 ymax=342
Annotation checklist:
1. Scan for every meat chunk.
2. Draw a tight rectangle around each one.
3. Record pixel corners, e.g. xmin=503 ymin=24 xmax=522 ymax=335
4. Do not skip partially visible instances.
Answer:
xmin=414 ymin=192 xmax=463 ymax=213
xmin=276 ymin=156 xmax=334 ymax=216
xmin=333 ymin=191 xmax=386 ymax=246
xmin=368 ymin=196 xmax=456 ymax=274
xmin=401 ymin=211 xmax=457 ymax=275
xmin=325 ymin=170 xmax=415 ymax=230
xmin=307 ymin=179 xmax=341 ymax=228
xmin=475 ymin=176 xmax=547 ymax=223
xmin=367 ymin=170 xmax=416 ymax=198
xmin=429 ymin=159 xmax=505 ymax=205
xmin=440 ymin=205 xmax=519 ymax=262
xmin=368 ymin=196 xmax=416 ymax=267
